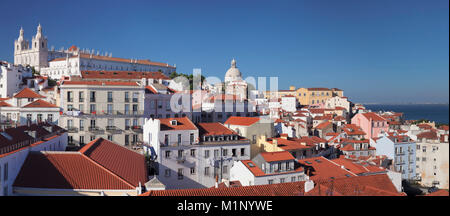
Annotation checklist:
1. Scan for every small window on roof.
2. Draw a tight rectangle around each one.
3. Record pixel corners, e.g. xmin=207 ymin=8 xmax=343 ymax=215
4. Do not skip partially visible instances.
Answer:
xmin=345 ymin=174 xmax=351 ymax=177
xmin=315 ymin=159 xmax=322 ymax=163
xmin=248 ymin=162 xmax=255 ymax=167
xmin=305 ymin=161 xmax=312 ymax=164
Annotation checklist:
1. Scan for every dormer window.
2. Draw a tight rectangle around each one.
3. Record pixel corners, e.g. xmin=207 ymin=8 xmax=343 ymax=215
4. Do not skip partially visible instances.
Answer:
xmin=170 ymin=120 xmax=177 ymax=126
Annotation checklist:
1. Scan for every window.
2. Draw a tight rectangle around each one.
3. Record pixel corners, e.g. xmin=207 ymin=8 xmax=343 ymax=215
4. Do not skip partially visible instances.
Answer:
xmin=107 ymin=135 xmax=113 ymax=141
xmin=3 ymin=163 xmax=8 ymax=181
xmin=107 ymin=104 xmax=113 ymax=114
xmin=79 ymin=136 xmax=85 ymax=145
xmin=214 ymin=149 xmax=219 ymax=157
xmin=268 ymin=179 xmax=274 ymax=185
xmin=79 ymin=92 xmax=84 ymax=102
xmin=422 ymin=146 xmax=426 ymax=152
xmin=190 ymin=133 xmax=194 ymax=144
xmin=90 ymin=91 xmax=96 ymax=102
xmin=204 ymin=167 xmax=210 ymax=176
xmin=204 ymin=150 xmax=210 ymax=158
xmin=241 ymin=148 xmax=245 ymax=156
xmin=422 ymin=157 xmax=426 ymax=162
xmin=37 ymin=114 xmax=43 ymax=123
xmin=232 ymin=149 xmax=237 ymax=157
xmin=178 ymin=168 xmax=184 ymax=180
xmin=90 ymin=104 xmax=96 ymax=114
xmin=67 ymin=91 xmax=73 ymax=102
xmin=165 ymin=169 xmax=171 ymax=177
xmin=291 ymin=176 xmax=296 ymax=182
xmin=223 ymin=165 xmax=228 ymax=174
xmin=222 ymin=149 xmax=228 ymax=156
xmin=280 ymin=178 xmax=285 ymax=183
xmin=190 ymin=149 xmax=196 ymax=157
xmin=107 ymin=92 xmax=113 ymax=102
xmin=125 ymin=92 xmax=130 ymax=102
xmin=252 ymin=135 xmax=257 ymax=144
xmin=125 ymin=135 xmax=129 ymax=146
xmin=132 ymin=92 xmax=139 ymax=103
xmin=190 ymin=167 xmax=196 ymax=175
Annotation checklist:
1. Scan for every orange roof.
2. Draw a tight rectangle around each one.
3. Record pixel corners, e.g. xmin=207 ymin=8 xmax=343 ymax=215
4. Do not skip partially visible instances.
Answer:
xmin=224 ymin=116 xmax=260 ymax=126
xmin=79 ymin=138 xmax=148 ymax=187
xmin=362 ymin=112 xmax=386 ymax=121
xmin=298 ymin=156 xmax=357 ymax=180
xmin=141 ymin=174 xmax=403 ymax=196
xmin=0 ymin=101 xmax=12 ymax=107
xmin=159 ymin=117 xmax=197 ymax=131
xmin=241 ymin=160 xmax=304 ymax=177
xmin=13 ymin=152 xmax=135 ymax=190
xmin=62 ymin=81 xmax=139 ymax=86
xmin=268 ymin=137 xmax=314 ymax=151
xmin=331 ymin=158 xmax=385 ymax=175
xmin=197 ymin=122 xmax=237 ymax=136
xmin=51 ymin=53 xmax=176 ymax=68
xmin=260 ymin=151 xmax=295 ymax=162
xmin=13 ymin=88 xmax=45 ymax=98
xmin=22 ymin=99 xmax=58 ymax=108
xmin=315 ymin=121 xmax=332 ymax=130
xmin=81 ymin=70 xmax=169 ymax=80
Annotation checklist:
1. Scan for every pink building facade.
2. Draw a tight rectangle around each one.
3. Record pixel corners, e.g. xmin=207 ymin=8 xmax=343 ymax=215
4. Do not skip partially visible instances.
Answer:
xmin=351 ymin=112 xmax=389 ymax=139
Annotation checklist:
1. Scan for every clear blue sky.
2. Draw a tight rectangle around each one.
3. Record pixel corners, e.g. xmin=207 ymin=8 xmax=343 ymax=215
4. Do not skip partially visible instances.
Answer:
xmin=0 ymin=0 xmax=448 ymax=104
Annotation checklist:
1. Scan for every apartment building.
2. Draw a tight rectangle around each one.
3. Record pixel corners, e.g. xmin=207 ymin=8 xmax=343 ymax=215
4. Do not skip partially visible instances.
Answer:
xmin=59 ymin=80 xmax=146 ymax=147
xmin=224 ymin=116 xmax=275 ymax=158
xmin=143 ymin=117 xmax=250 ymax=189
xmin=0 ymin=123 xmax=67 ymax=196
xmin=296 ymin=88 xmax=344 ymax=106
xmin=0 ymin=62 xmax=32 ymax=98
xmin=0 ymin=88 xmax=60 ymax=128
xmin=230 ymin=151 xmax=308 ymax=186
xmin=415 ymin=128 xmax=449 ymax=189
xmin=373 ymin=131 xmax=416 ymax=180
xmin=352 ymin=112 xmax=389 ymax=139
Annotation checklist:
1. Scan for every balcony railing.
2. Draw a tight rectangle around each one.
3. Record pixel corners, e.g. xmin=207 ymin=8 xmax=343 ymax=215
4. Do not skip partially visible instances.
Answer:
xmin=62 ymin=110 xmax=145 ymax=117
xmin=131 ymin=125 xmax=142 ymax=132
xmin=66 ymin=126 xmax=78 ymax=133
xmin=88 ymin=126 xmax=104 ymax=134
xmin=106 ymin=126 xmax=122 ymax=134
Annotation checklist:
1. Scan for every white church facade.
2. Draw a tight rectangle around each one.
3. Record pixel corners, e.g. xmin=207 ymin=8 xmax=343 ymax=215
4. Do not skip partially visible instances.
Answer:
xmin=14 ymin=24 xmax=177 ymax=79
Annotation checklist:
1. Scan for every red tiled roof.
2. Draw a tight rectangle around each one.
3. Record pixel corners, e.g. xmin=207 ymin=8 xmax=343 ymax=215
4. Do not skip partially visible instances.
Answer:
xmin=22 ymin=99 xmax=58 ymax=108
xmin=241 ymin=160 xmax=304 ymax=177
xmin=298 ymin=156 xmax=357 ymax=180
xmin=13 ymin=88 xmax=45 ymax=98
xmin=140 ymin=174 xmax=402 ymax=196
xmin=269 ymin=137 xmax=314 ymax=151
xmin=439 ymin=125 xmax=449 ymax=131
xmin=13 ymin=152 xmax=135 ymax=190
xmin=62 ymin=81 xmax=139 ymax=86
xmin=81 ymin=70 xmax=169 ymax=80
xmin=79 ymin=138 xmax=148 ymax=187
xmin=0 ymin=101 xmax=12 ymax=107
xmin=417 ymin=123 xmax=433 ymax=129
xmin=52 ymin=53 xmax=176 ymax=68
xmin=197 ymin=122 xmax=237 ymax=136
xmin=224 ymin=116 xmax=260 ymax=126
xmin=260 ymin=151 xmax=295 ymax=162
xmin=331 ymin=158 xmax=385 ymax=175
xmin=417 ymin=131 xmax=438 ymax=140
xmin=159 ymin=117 xmax=197 ymax=131
xmin=316 ymin=121 xmax=332 ymax=130
xmin=362 ymin=112 xmax=386 ymax=121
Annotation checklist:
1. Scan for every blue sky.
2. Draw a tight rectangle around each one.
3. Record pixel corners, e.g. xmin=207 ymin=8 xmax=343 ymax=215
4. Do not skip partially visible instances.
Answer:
xmin=0 ymin=0 xmax=448 ymax=104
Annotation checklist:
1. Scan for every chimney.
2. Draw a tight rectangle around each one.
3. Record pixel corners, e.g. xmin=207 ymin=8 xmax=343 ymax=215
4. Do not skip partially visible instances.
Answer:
xmin=304 ymin=180 xmax=314 ymax=193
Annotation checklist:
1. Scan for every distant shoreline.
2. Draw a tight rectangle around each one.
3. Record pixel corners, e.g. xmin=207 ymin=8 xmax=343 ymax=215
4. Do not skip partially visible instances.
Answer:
xmin=361 ymin=103 xmax=449 ymax=105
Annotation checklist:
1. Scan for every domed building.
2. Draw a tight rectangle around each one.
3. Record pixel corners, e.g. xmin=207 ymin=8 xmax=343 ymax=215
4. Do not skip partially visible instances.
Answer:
xmin=225 ymin=59 xmax=242 ymax=83
xmin=213 ymin=58 xmax=248 ymax=99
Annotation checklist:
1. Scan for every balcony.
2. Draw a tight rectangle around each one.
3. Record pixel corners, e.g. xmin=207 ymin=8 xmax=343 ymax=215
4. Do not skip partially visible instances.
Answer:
xmin=66 ymin=126 xmax=78 ymax=133
xmin=395 ymin=161 xmax=405 ymax=165
xmin=131 ymin=125 xmax=142 ymax=133
xmin=106 ymin=126 xmax=122 ymax=134
xmin=396 ymin=151 xmax=405 ymax=156
xmin=176 ymin=155 xmax=186 ymax=164
xmin=88 ymin=126 xmax=104 ymax=134
xmin=160 ymin=141 xmax=196 ymax=148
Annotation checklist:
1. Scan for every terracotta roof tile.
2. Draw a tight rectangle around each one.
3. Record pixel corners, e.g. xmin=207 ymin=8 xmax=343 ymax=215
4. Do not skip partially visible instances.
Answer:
xmin=13 ymin=88 xmax=45 ymax=98
xmin=159 ymin=117 xmax=198 ymax=131
xmin=260 ymin=151 xmax=295 ymax=162
xmin=22 ymin=99 xmax=58 ymax=108
xmin=224 ymin=116 xmax=260 ymax=126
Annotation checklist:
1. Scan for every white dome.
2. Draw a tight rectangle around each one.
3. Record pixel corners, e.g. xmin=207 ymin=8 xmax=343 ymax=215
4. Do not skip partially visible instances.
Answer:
xmin=225 ymin=59 xmax=242 ymax=82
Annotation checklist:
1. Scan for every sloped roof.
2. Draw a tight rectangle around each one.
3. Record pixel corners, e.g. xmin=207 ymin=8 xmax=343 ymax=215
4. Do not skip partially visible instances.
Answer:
xmin=22 ymin=99 xmax=58 ymax=108
xmin=141 ymin=174 xmax=403 ymax=196
xmin=159 ymin=117 xmax=198 ymax=131
xmin=224 ymin=116 xmax=260 ymax=126
xmin=13 ymin=152 xmax=135 ymax=190
xmin=197 ymin=122 xmax=238 ymax=136
xmin=260 ymin=151 xmax=295 ymax=162
xmin=298 ymin=156 xmax=357 ymax=180
xmin=79 ymin=138 xmax=148 ymax=187
xmin=0 ymin=101 xmax=12 ymax=107
xmin=13 ymin=88 xmax=45 ymax=98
